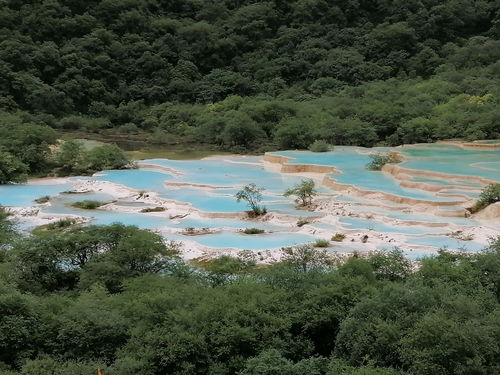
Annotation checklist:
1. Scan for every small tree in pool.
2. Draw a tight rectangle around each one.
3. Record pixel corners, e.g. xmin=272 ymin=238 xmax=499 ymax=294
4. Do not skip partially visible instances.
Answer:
xmin=366 ymin=152 xmax=402 ymax=170
xmin=284 ymin=179 xmax=317 ymax=207
xmin=235 ymin=183 xmax=266 ymax=216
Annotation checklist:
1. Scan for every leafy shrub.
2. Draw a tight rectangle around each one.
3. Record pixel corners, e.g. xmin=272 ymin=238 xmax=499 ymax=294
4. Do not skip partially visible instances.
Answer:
xmin=32 ymin=218 xmax=79 ymax=234
xmin=314 ymin=239 xmax=330 ymax=248
xmin=332 ymin=233 xmax=346 ymax=242
xmin=140 ymin=207 xmax=166 ymax=213
xmin=248 ymin=206 xmax=267 ymax=217
xmin=71 ymin=200 xmax=106 ymax=210
xmin=0 ymin=151 xmax=28 ymax=184
xmin=34 ymin=196 xmax=50 ymax=204
xmin=366 ymin=151 xmax=402 ymax=170
xmin=297 ymin=218 xmax=311 ymax=227
xmin=471 ymin=183 xmax=500 ymax=212
xmin=242 ymin=228 xmax=265 ymax=234
xmin=183 ymin=227 xmax=212 ymax=236
xmin=308 ymin=140 xmax=331 ymax=152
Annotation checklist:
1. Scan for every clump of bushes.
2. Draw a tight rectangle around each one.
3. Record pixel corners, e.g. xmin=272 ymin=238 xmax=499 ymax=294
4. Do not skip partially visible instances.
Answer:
xmin=366 ymin=151 xmax=402 ymax=170
xmin=242 ymin=228 xmax=265 ymax=234
xmin=33 ymin=218 xmax=79 ymax=234
xmin=470 ymin=183 xmax=500 ymax=213
xmin=71 ymin=200 xmax=106 ymax=210
xmin=314 ymin=239 xmax=330 ymax=248
xmin=331 ymin=233 xmax=346 ymax=242
xmin=183 ymin=227 xmax=212 ymax=236
xmin=140 ymin=207 xmax=165 ymax=213
xmin=34 ymin=195 xmax=50 ymax=204
xmin=54 ymin=139 xmax=133 ymax=176
xmin=309 ymin=140 xmax=331 ymax=152
xmin=248 ymin=206 xmax=267 ymax=217
xmin=297 ymin=218 xmax=311 ymax=227
xmin=448 ymin=230 xmax=474 ymax=241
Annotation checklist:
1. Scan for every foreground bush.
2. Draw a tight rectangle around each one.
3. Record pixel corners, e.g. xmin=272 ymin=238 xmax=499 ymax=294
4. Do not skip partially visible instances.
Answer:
xmin=0 ymin=210 xmax=499 ymax=375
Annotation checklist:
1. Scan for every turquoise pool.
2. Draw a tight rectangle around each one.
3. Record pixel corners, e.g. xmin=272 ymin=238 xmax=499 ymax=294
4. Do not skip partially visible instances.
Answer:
xmin=2 ymin=143 xmax=498 ymax=256
xmin=270 ymin=148 xmax=460 ymax=202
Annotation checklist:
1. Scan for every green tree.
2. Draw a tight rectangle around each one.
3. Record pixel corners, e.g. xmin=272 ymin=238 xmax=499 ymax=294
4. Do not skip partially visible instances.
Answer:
xmin=284 ymin=179 xmax=317 ymax=207
xmin=368 ymin=249 xmax=412 ymax=282
xmin=0 ymin=282 xmax=40 ymax=367
xmin=366 ymin=152 xmax=401 ymax=171
xmin=201 ymin=254 xmax=256 ymax=286
xmin=82 ymin=144 xmax=131 ymax=172
xmin=309 ymin=139 xmax=331 ymax=152
xmin=282 ymin=244 xmax=333 ymax=273
xmin=0 ymin=152 xmax=28 ymax=184
xmin=0 ymin=208 xmax=16 ymax=248
xmin=54 ymin=139 xmax=85 ymax=174
xmin=235 ymin=183 xmax=267 ymax=216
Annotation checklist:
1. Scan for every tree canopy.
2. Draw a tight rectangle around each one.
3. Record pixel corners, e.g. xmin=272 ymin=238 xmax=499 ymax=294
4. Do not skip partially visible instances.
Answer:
xmin=0 ymin=212 xmax=498 ymax=374
xmin=0 ymin=0 xmax=498 ymax=152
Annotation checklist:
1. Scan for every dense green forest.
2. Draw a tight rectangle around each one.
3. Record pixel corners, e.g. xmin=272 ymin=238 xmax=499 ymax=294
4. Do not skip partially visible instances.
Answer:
xmin=1 ymin=0 xmax=499 ymax=155
xmin=0 ymin=210 xmax=499 ymax=374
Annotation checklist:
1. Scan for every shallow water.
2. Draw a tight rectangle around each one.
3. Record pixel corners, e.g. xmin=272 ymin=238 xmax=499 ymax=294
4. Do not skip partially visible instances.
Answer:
xmin=0 ymin=182 xmax=72 ymax=207
xmin=270 ymin=148 xmax=460 ymax=202
xmin=2 ymin=143 xmax=499 ymax=255
xmin=400 ymin=145 xmax=500 ymax=181
xmin=405 ymin=236 xmax=485 ymax=252
xmin=339 ymin=216 xmax=446 ymax=235
xmin=170 ymin=231 xmax=315 ymax=250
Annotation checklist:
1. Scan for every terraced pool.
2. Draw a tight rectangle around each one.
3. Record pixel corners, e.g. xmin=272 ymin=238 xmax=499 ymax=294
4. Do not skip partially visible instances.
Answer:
xmin=2 ymin=143 xmax=498 ymax=258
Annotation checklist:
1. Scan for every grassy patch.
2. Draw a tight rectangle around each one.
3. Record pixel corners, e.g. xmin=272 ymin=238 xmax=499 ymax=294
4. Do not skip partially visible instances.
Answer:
xmin=242 ymin=228 xmax=265 ymax=234
xmin=183 ymin=227 xmax=213 ymax=236
xmin=469 ymin=183 xmax=500 ymax=213
xmin=246 ymin=207 xmax=267 ymax=218
xmin=314 ymin=239 xmax=330 ymax=248
xmin=32 ymin=218 xmax=79 ymax=234
xmin=140 ymin=206 xmax=166 ymax=213
xmin=71 ymin=200 xmax=107 ymax=210
xmin=366 ymin=151 xmax=402 ymax=170
xmin=297 ymin=218 xmax=311 ymax=227
xmin=74 ymin=138 xmax=107 ymax=150
xmin=34 ymin=195 xmax=50 ymax=204
xmin=331 ymin=233 xmax=346 ymax=242
xmin=127 ymin=147 xmax=232 ymax=161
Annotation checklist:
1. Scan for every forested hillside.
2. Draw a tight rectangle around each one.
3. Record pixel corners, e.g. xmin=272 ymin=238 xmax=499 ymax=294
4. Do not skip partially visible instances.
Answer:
xmin=1 ymin=0 xmax=499 ymax=151
xmin=0 ymin=211 xmax=499 ymax=375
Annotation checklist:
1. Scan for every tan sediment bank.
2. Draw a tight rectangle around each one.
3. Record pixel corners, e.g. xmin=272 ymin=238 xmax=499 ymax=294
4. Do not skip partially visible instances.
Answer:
xmin=321 ymin=176 xmax=464 ymax=207
xmin=166 ymin=182 xmax=235 ymax=189
xmin=382 ymin=163 xmax=499 ymax=185
xmin=437 ymin=140 xmax=500 ymax=151
xmin=264 ymin=152 xmax=468 ymax=207
xmin=263 ymin=154 xmax=340 ymax=174
xmin=473 ymin=202 xmax=500 ymax=221
xmin=281 ymin=163 xmax=339 ymax=174
xmin=263 ymin=154 xmax=293 ymax=164
xmin=399 ymin=180 xmax=480 ymax=193
xmin=137 ymin=163 xmax=183 ymax=176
